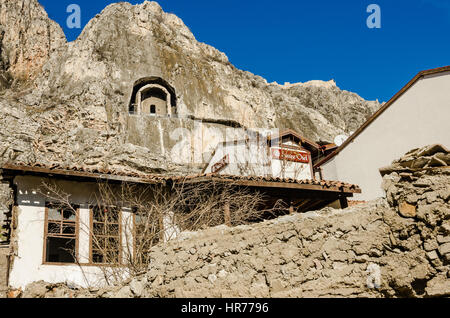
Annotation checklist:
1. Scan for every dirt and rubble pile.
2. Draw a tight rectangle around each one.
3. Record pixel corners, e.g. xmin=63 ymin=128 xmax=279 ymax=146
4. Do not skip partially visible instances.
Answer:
xmin=19 ymin=144 xmax=450 ymax=298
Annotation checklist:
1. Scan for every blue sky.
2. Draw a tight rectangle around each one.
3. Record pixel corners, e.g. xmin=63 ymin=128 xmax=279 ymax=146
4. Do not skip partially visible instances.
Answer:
xmin=38 ymin=0 xmax=450 ymax=102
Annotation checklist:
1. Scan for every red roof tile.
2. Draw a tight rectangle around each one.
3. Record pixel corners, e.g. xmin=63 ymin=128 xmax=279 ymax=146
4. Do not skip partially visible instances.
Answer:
xmin=1 ymin=163 xmax=360 ymax=193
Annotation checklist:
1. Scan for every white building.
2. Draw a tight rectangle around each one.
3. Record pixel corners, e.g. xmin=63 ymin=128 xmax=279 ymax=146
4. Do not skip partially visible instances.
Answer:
xmin=204 ymin=129 xmax=326 ymax=181
xmin=2 ymin=165 xmax=182 ymax=289
xmin=316 ymin=66 xmax=450 ymax=201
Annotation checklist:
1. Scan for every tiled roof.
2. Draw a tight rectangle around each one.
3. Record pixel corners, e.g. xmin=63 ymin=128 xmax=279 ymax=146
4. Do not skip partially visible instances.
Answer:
xmin=1 ymin=163 xmax=360 ymax=193
xmin=194 ymin=174 xmax=361 ymax=193
xmin=2 ymin=162 xmax=168 ymax=183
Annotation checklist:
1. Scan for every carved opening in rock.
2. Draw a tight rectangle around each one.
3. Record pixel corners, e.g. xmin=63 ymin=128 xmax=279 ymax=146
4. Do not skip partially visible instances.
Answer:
xmin=141 ymin=87 xmax=167 ymax=115
xmin=128 ymin=77 xmax=177 ymax=117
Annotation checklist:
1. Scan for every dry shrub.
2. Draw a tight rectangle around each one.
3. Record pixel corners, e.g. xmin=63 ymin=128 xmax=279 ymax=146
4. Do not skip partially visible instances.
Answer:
xmin=40 ymin=178 xmax=282 ymax=285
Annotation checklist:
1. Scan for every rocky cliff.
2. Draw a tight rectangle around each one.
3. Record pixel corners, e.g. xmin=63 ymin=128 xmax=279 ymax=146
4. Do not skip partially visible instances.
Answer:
xmin=0 ymin=0 xmax=381 ymax=175
xmin=0 ymin=0 xmax=66 ymax=89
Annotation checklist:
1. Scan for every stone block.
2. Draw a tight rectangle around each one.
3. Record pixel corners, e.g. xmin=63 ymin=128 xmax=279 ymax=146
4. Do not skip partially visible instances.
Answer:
xmin=426 ymin=274 xmax=450 ymax=297
xmin=398 ymin=201 xmax=416 ymax=218
xmin=437 ymin=235 xmax=450 ymax=244
xmin=424 ymin=239 xmax=438 ymax=252
xmin=426 ymin=250 xmax=439 ymax=261
xmin=438 ymin=242 xmax=450 ymax=256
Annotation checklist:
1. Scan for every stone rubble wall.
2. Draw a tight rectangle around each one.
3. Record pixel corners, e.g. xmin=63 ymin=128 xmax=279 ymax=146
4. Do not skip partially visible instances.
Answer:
xmin=0 ymin=180 xmax=12 ymax=242
xmin=380 ymin=144 xmax=450 ymax=290
xmin=20 ymin=200 xmax=449 ymax=298
xmin=0 ymin=246 xmax=8 ymax=298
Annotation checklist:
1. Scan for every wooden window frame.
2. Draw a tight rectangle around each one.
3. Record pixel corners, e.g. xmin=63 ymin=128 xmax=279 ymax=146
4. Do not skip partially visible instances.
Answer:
xmin=89 ymin=206 xmax=122 ymax=266
xmin=42 ymin=204 xmax=79 ymax=266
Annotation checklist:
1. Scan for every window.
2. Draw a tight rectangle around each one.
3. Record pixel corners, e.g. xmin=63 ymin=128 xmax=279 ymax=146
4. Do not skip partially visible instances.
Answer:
xmin=44 ymin=204 xmax=78 ymax=264
xmin=150 ymin=105 xmax=156 ymax=114
xmin=91 ymin=206 xmax=121 ymax=264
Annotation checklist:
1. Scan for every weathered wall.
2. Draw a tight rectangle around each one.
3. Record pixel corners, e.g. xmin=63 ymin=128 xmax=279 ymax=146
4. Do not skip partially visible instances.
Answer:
xmin=0 ymin=246 xmax=8 ymax=298
xmin=0 ymin=179 xmax=12 ymax=242
xmin=204 ymin=140 xmax=313 ymax=180
xmin=322 ymin=72 xmax=450 ymax=200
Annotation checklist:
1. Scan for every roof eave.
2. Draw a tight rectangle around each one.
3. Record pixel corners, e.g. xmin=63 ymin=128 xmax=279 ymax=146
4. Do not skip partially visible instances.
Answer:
xmin=314 ymin=65 xmax=450 ymax=168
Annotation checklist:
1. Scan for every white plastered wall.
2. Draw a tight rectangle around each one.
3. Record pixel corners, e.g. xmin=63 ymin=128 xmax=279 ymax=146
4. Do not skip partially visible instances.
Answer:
xmin=8 ymin=176 xmax=134 ymax=289
xmin=322 ymin=72 xmax=450 ymax=200
xmin=205 ymin=140 xmax=313 ymax=180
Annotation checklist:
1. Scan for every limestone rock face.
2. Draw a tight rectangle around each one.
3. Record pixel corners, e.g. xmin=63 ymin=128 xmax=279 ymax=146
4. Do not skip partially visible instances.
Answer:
xmin=0 ymin=0 xmax=381 ymax=175
xmin=0 ymin=0 xmax=66 ymax=89
xmin=28 ymin=1 xmax=379 ymax=138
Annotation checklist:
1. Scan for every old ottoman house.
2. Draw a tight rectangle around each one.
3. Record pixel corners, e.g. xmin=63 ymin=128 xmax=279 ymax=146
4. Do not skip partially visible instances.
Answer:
xmin=0 ymin=160 xmax=360 ymax=289
xmin=315 ymin=66 xmax=450 ymax=201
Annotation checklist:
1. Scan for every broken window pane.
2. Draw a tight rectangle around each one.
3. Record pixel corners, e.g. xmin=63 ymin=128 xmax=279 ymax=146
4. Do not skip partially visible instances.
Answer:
xmin=46 ymin=237 xmax=76 ymax=263
xmin=48 ymin=208 xmax=62 ymax=221
xmin=63 ymin=210 xmax=76 ymax=221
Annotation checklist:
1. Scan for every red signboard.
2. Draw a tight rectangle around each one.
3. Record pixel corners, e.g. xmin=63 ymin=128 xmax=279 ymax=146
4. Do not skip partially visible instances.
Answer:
xmin=211 ymin=155 xmax=230 ymax=174
xmin=271 ymin=148 xmax=310 ymax=164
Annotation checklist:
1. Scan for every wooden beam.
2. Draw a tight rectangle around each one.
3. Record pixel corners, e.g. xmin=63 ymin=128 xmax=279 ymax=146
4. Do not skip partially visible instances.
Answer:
xmin=340 ymin=197 xmax=349 ymax=209
xmin=301 ymin=199 xmax=330 ymax=212
xmin=189 ymin=177 xmax=361 ymax=194
xmin=306 ymin=199 xmax=337 ymax=212
xmin=296 ymin=199 xmax=312 ymax=212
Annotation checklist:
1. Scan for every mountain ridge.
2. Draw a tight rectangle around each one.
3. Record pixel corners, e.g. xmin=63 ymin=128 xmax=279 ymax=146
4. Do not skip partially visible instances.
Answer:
xmin=0 ymin=0 xmax=381 ymax=175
